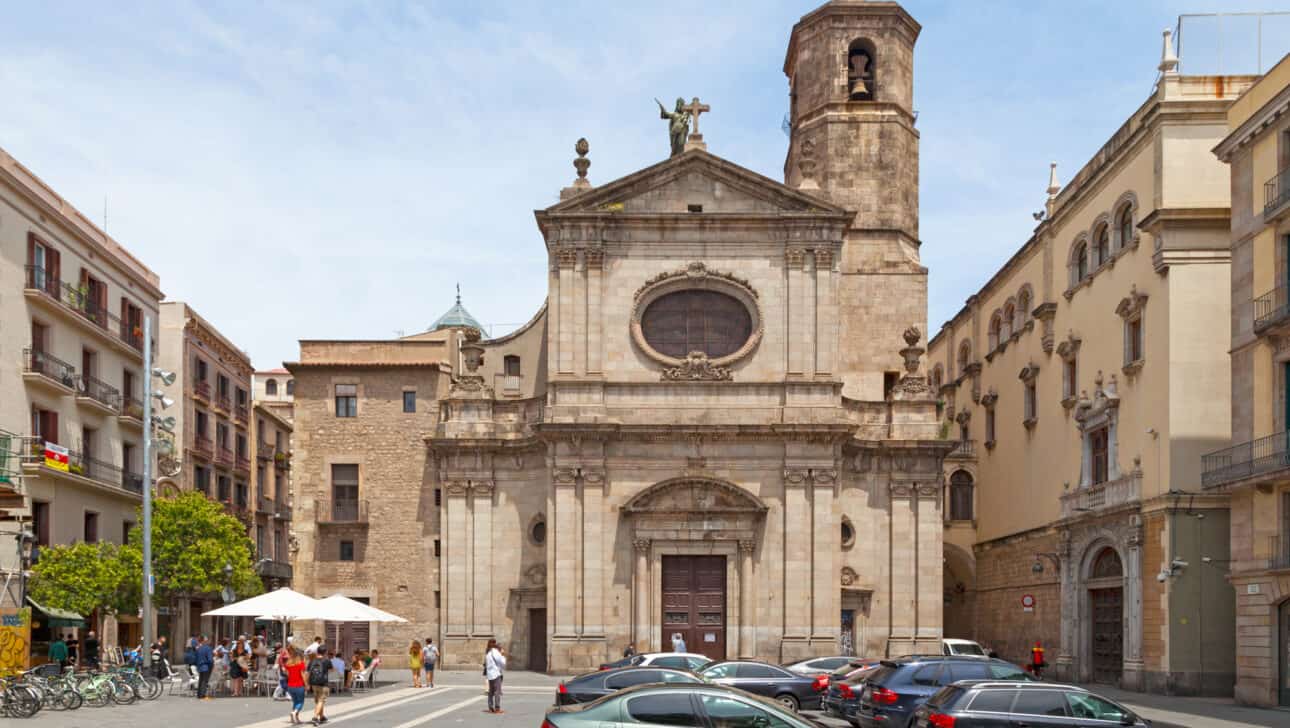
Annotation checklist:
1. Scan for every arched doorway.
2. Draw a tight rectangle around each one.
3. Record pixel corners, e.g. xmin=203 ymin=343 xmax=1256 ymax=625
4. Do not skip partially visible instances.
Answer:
xmin=942 ymin=543 xmax=976 ymax=640
xmin=1087 ymin=547 xmax=1124 ymax=684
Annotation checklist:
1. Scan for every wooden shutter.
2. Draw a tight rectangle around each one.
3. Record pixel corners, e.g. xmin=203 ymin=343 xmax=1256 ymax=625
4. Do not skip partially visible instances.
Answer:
xmin=48 ymin=247 xmax=60 ymax=286
xmin=27 ymin=232 xmax=35 ymax=266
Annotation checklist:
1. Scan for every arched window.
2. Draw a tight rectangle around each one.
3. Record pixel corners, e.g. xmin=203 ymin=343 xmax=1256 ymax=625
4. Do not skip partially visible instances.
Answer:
xmin=265 ymin=379 xmax=277 ymax=396
xmin=988 ymin=312 xmax=1002 ymax=351
xmin=1090 ymin=547 xmax=1123 ymax=580
xmin=1093 ymin=224 xmax=1110 ymax=268
xmin=1117 ymin=204 xmax=1134 ymax=249
xmin=1001 ymin=301 xmax=1016 ymax=340
xmin=957 ymin=340 xmax=972 ymax=374
xmin=949 ymin=471 xmax=974 ymax=521
xmin=1016 ymin=287 xmax=1032 ymax=328
xmin=847 ymin=39 xmax=876 ymax=101
xmin=1071 ymin=240 xmax=1089 ymax=286
xmin=503 ymin=355 xmax=521 ymax=377
xmin=931 ymin=364 xmax=944 ymax=393
xmin=285 ymin=380 xmax=294 ymax=396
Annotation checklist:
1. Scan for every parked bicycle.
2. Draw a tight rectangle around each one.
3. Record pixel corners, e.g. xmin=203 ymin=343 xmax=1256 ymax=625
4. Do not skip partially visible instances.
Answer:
xmin=0 ymin=676 xmax=42 ymax=718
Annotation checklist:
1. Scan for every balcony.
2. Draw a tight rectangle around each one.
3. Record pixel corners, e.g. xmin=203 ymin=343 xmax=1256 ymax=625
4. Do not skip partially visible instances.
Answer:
xmin=191 ymin=436 xmax=213 ymax=460
xmin=1267 ymin=535 xmax=1290 ymax=571
xmin=946 ymin=439 xmax=976 ymax=459
xmin=1060 ymin=472 xmax=1141 ymax=519
xmin=234 ymin=453 xmax=252 ymax=476
xmin=256 ymin=492 xmax=277 ymax=515
xmin=215 ymin=445 xmax=235 ymax=469
xmin=22 ymin=267 xmax=144 ymax=359
xmin=1265 ymin=166 xmax=1290 ymax=222
xmin=256 ymin=442 xmax=274 ymax=461
xmin=234 ymin=403 xmax=250 ymax=425
xmin=274 ymin=451 xmax=291 ymax=471
xmin=214 ymin=393 xmax=232 ymax=415
xmin=22 ymin=348 xmax=77 ymax=394
xmin=192 ymin=380 xmax=211 ymax=403
xmin=19 ymin=437 xmax=141 ymax=498
xmin=76 ymin=373 xmax=120 ymax=415
xmin=1202 ymin=431 xmax=1290 ymax=489
xmin=1253 ymin=285 xmax=1290 ymax=335
xmin=118 ymin=396 xmax=145 ymax=429
xmin=255 ymin=559 xmax=293 ymax=582
xmin=318 ymin=499 xmax=368 ymax=525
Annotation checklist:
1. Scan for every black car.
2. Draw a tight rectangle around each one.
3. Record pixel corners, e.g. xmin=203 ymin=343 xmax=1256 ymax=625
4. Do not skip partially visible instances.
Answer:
xmin=911 ymin=681 xmax=1151 ymax=727
xmin=700 ymin=659 xmax=821 ymax=712
xmin=556 ymin=666 xmax=704 ymax=705
xmin=822 ymin=655 xmax=1032 ymax=727
xmin=544 ymin=682 xmax=830 ymax=728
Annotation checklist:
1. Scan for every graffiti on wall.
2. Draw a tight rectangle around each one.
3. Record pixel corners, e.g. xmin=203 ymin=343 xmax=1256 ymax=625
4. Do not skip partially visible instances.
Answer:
xmin=0 ymin=608 xmax=32 ymax=677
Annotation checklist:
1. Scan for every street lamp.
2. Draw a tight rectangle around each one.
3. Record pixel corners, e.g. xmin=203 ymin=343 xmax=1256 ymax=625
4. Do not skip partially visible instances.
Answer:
xmin=139 ymin=311 xmax=176 ymax=668
xmin=220 ymin=563 xmax=235 ymax=642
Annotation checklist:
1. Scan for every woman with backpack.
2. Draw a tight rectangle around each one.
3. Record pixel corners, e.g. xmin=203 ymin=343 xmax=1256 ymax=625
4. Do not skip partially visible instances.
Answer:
xmin=283 ymin=647 xmax=308 ymax=724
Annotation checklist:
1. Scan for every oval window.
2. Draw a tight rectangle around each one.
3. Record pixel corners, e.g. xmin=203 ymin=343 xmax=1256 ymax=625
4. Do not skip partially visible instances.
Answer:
xmin=840 ymin=518 xmax=856 ymax=549
xmin=640 ymin=290 xmax=752 ymax=360
xmin=531 ymin=520 xmax=546 ymax=545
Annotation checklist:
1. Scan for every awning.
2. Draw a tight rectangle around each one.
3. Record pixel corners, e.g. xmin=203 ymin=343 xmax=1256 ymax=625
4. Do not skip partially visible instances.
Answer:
xmin=26 ymin=598 xmax=86 ymax=629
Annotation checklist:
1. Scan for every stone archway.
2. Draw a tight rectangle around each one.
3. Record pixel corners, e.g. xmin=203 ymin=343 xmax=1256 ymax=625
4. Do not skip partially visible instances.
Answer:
xmin=942 ymin=542 xmax=976 ymax=640
xmin=622 ymin=478 xmax=767 ymax=658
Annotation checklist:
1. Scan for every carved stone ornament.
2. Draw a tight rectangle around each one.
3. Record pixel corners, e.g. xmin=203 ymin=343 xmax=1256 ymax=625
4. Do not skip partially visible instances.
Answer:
xmin=631 ymin=262 xmax=764 ymax=375
xmin=582 ymin=469 xmax=606 ymax=486
xmin=784 ymin=468 xmax=809 ymax=485
xmin=1019 ymin=362 xmax=1040 ymax=382
xmin=472 ymin=480 xmax=495 ymax=496
xmin=1056 ymin=330 xmax=1082 ymax=361
xmin=524 ymin=564 xmax=547 ymax=587
xmin=552 ymin=467 xmax=578 ymax=485
xmin=633 ymin=538 xmax=651 ymax=553
xmin=1115 ymin=284 xmax=1149 ymax=319
xmin=812 ymin=469 xmax=838 ymax=485
xmin=841 ymin=566 xmax=859 ymax=586
xmin=571 ymin=137 xmax=591 ymax=189
xmin=955 ymin=407 xmax=972 ymax=425
xmin=444 ymin=481 xmax=469 ymax=496
xmin=662 ymin=352 xmax=733 ymax=381
xmin=1074 ymin=370 xmax=1120 ymax=424
xmin=739 ymin=540 xmax=757 ymax=554
xmin=980 ymin=388 xmax=998 ymax=408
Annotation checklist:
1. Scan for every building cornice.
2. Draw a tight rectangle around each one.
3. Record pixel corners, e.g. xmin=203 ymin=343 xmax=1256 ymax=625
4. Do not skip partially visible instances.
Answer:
xmin=1214 ymin=80 xmax=1290 ymax=162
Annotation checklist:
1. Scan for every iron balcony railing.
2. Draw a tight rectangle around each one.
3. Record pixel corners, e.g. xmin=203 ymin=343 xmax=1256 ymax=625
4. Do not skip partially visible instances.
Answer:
xmin=1269 ymin=535 xmax=1290 ymax=571
xmin=121 ymin=469 xmax=144 ymax=494
xmin=23 ymin=348 xmax=78 ymax=388
xmin=216 ymin=445 xmax=235 ymax=468
xmin=235 ymin=453 xmax=252 ymax=474
xmin=215 ymin=393 xmax=232 ymax=413
xmin=20 ymin=436 xmax=140 ymax=495
xmin=192 ymin=436 xmax=213 ymax=458
xmin=234 ymin=403 xmax=249 ymax=424
xmin=255 ymin=559 xmax=293 ymax=581
xmin=120 ymin=396 xmax=145 ymax=420
xmin=320 ymin=499 xmax=368 ymax=524
xmin=78 ymin=373 xmax=120 ymax=410
xmin=1253 ymin=285 xmax=1290 ymax=333
xmin=193 ymin=381 xmax=211 ymax=401
xmin=1202 ymin=430 xmax=1290 ymax=488
xmin=256 ymin=442 xmax=274 ymax=460
xmin=23 ymin=266 xmax=143 ymax=352
xmin=24 ymin=265 xmax=59 ymax=298
xmin=1265 ymin=166 xmax=1290 ymax=218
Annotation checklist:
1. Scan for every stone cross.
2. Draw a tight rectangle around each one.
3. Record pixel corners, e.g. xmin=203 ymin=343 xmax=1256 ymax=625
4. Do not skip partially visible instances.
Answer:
xmin=681 ymin=97 xmax=710 ymax=136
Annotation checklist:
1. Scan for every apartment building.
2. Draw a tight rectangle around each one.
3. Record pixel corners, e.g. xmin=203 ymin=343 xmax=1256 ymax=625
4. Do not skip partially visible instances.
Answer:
xmin=0 ymin=145 xmax=163 ymax=643
xmin=1210 ymin=53 xmax=1290 ymax=708
xmin=156 ymin=301 xmax=254 ymax=639
xmin=926 ymin=39 xmax=1254 ymax=695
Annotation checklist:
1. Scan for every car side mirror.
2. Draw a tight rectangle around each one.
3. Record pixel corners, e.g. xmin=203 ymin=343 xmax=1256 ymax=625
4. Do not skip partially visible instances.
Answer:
xmin=1118 ymin=714 xmax=1135 ymax=726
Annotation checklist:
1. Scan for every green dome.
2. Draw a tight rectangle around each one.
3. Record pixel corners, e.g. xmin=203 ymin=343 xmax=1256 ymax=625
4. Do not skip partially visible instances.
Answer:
xmin=431 ymin=287 xmax=484 ymax=332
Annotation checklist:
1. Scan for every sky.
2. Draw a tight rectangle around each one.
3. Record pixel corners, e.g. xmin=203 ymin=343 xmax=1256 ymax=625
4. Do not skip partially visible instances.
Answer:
xmin=2 ymin=1 xmax=1287 ymax=369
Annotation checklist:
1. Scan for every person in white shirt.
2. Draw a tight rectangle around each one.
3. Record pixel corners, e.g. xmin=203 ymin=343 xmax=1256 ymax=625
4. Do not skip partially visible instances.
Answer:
xmin=483 ymin=639 xmax=506 ymax=714
xmin=421 ymin=639 xmax=439 ymax=688
xmin=304 ymin=637 xmax=322 ymax=657
xmin=671 ymin=633 xmax=687 ymax=653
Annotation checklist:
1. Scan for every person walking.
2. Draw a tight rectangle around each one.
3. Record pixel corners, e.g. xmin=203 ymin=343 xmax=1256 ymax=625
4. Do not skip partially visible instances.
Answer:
xmin=408 ymin=640 xmax=423 ymax=687
xmin=48 ymin=634 xmax=69 ymax=671
xmin=283 ymin=647 xmax=308 ymax=724
xmin=231 ymin=639 xmax=250 ymax=697
xmin=275 ymin=642 xmax=291 ymax=700
xmin=421 ymin=639 xmax=439 ymax=688
xmin=671 ymin=633 xmax=686 ymax=653
xmin=184 ymin=635 xmax=198 ymax=668
xmin=623 ymin=644 xmax=636 ymax=659
xmin=483 ymin=639 xmax=506 ymax=714
xmin=195 ymin=636 xmax=215 ymax=701
xmin=82 ymin=630 xmax=100 ymax=670
xmin=304 ymin=636 xmax=323 ymax=658
xmin=307 ymin=646 xmax=333 ymax=725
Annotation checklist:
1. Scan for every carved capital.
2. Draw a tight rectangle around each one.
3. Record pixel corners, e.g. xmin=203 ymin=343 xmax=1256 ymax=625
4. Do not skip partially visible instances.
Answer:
xmin=472 ymin=480 xmax=495 ymax=496
xmin=739 ymin=540 xmax=757 ymax=554
xmin=554 ymin=246 xmax=579 ymax=269
xmin=552 ymin=467 xmax=578 ymax=486
xmin=916 ymin=483 xmax=940 ymax=498
xmin=811 ymin=469 xmax=838 ymax=485
xmin=444 ymin=481 xmax=469 ymax=496
xmin=582 ymin=469 xmax=606 ymax=486
xmin=813 ymin=249 xmax=833 ymax=268
xmin=890 ymin=482 xmax=914 ymax=498
xmin=583 ymin=248 xmax=605 ymax=269
xmin=784 ymin=468 xmax=809 ymax=486
xmin=633 ymin=538 xmax=651 ymax=553
xmin=785 ymin=247 xmax=807 ymax=269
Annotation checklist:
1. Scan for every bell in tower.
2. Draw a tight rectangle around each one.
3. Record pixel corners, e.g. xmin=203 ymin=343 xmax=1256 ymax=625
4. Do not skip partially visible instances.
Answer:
xmin=847 ymin=41 xmax=875 ymax=101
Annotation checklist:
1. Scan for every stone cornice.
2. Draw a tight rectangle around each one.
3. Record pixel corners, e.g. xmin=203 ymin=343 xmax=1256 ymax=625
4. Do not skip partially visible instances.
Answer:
xmin=1214 ymin=78 xmax=1290 ymax=162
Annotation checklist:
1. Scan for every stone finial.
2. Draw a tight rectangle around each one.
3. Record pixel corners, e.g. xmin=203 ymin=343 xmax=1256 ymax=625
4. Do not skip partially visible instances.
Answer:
xmin=560 ymin=138 xmax=593 ymax=199
xmin=899 ymin=327 xmax=924 ymax=375
xmin=903 ymin=326 xmax=922 ymax=347
xmin=1159 ymin=28 xmax=1179 ymax=74
xmin=461 ymin=341 xmax=485 ymax=373
xmin=797 ymin=138 xmax=819 ymax=190
xmin=1044 ymin=162 xmax=1061 ymax=217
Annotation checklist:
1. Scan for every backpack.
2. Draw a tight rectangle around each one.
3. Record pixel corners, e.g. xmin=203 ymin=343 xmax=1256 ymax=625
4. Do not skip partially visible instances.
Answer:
xmin=307 ymin=658 xmax=329 ymax=686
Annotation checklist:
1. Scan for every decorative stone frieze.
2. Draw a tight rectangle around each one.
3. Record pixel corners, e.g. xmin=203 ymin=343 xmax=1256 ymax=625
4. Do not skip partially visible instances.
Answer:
xmin=661 ymin=352 xmax=733 ymax=381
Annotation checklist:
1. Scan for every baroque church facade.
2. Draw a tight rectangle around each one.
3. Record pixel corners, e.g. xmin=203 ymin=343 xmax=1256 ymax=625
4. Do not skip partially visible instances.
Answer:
xmin=289 ymin=0 xmax=950 ymax=672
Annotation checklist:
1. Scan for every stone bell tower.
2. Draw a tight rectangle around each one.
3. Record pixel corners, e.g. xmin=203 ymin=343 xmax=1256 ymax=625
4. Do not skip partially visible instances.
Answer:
xmin=783 ymin=1 xmax=924 ymax=401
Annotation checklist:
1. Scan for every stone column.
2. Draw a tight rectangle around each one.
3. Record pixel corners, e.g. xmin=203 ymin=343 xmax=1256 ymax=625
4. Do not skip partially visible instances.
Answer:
xmin=814 ymin=250 xmax=835 ymax=375
xmin=1056 ymin=530 xmax=1076 ymax=681
xmin=585 ymin=249 xmax=603 ymax=374
xmin=740 ymin=540 xmax=757 ymax=659
xmin=548 ymin=252 xmax=561 ymax=376
xmin=582 ymin=470 xmax=605 ymax=637
xmin=553 ymin=468 xmax=579 ymax=637
xmin=915 ymin=483 xmax=943 ymax=649
xmin=786 ymin=249 xmax=806 ymax=376
xmin=556 ymin=248 xmax=577 ymax=374
xmin=1122 ymin=522 xmax=1144 ymax=690
xmin=471 ymin=481 xmax=494 ymax=635
xmin=783 ymin=468 xmax=810 ymax=639
xmin=634 ymin=538 xmax=651 ymax=651
xmin=444 ymin=481 xmax=470 ymax=636
xmin=811 ymin=470 xmax=836 ymax=641
xmin=573 ymin=250 xmax=587 ymax=376
xmin=888 ymin=482 xmax=916 ymax=648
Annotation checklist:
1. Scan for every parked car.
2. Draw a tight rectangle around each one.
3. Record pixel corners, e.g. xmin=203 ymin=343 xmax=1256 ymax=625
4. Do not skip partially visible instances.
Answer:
xmin=822 ymin=655 xmax=1033 ymax=727
xmin=911 ymin=680 xmax=1152 ymax=727
xmin=598 ymin=652 xmax=713 ymax=671
xmin=543 ymin=682 xmax=831 ymax=728
xmin=785 ymin=655 xmax=855 ymax=676
xmin=700 ymin=659 xmax=821 ymax=712
xmin=556 ymin=666 xmax=705 ymax=705
xmin=812 ymin=657 xmax=882 ymax=694
xmin=941 ymin=639 xmax=989 ymax=657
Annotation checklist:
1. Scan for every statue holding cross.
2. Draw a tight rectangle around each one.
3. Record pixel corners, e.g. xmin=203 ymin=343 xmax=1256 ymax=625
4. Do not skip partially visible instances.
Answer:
xmin=655 ymin=96 xmax=710 ymax=156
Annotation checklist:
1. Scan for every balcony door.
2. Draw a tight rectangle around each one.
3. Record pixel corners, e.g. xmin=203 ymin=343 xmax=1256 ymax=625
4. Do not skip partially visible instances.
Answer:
xmin=1281 ymin=599 xmax=1290 ymax=706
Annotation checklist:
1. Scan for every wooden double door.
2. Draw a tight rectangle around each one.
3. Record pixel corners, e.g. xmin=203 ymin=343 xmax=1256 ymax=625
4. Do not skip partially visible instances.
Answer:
xmin=1090 ymin=587 xmax=1123 ymax=684
xmin=662 ymin=555 xmax=726 ymax=662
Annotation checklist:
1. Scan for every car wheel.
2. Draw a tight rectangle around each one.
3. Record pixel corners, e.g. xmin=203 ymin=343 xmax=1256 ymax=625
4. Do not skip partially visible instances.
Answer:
xmin=776 ymin=694 xmax=799 ymax=712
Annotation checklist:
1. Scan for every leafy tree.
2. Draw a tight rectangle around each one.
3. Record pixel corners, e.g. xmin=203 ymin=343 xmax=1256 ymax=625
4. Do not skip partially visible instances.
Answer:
xmin=126 ymin=491 xmax=263 ymax=606
xmin=29 ymin=541 xmax=138 ymax=618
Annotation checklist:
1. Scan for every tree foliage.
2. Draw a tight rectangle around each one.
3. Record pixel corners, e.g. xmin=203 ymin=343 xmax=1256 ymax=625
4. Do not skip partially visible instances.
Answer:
xmin=127 ymin=490 xmax=263 ymax=602
xmin=29 ymin=541 xmax=138 ymax=617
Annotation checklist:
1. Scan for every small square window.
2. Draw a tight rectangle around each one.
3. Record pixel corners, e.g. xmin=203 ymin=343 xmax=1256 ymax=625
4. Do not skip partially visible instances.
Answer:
xmin=335 ymin=384 xmax=357 ymax=417
xmin=434 ymin=590 xmax=441 ymax=609
xmin=403 ymin=391 xmax=416 ymax=413
xmin=434 ymin=539 xmax=441 ymax=558
xmin=339 ymin=540 xmax=354 ymax=561
xmin=434 ymin=488 xmax=441 ymax=507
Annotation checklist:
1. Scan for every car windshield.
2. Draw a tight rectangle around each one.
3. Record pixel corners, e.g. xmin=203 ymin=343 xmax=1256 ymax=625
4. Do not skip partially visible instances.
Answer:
xmin=949 ymin=642 xmax=986 ymax=656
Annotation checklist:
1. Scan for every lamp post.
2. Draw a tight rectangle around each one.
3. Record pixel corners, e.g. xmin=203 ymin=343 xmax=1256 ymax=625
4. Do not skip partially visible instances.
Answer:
xmin=221 ymin=563 xmax=235 ymax=641
xmin=17 ymin=528 xmax=34 ymax=605
xmin=140 ymin=314 xmax=176 ymax=668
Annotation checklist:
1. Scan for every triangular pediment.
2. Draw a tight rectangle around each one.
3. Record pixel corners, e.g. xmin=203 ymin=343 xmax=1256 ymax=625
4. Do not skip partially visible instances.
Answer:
xmin=543 ymin=149 xmax=846 ymax=216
